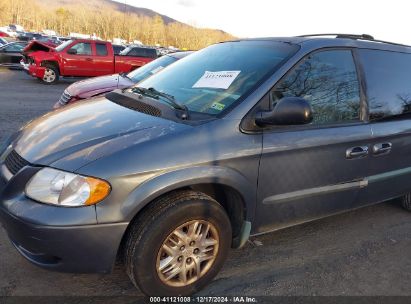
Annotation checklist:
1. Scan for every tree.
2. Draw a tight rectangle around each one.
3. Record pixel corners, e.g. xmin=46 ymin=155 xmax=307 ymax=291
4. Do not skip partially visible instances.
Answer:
xmin=0 ymin=0 xmax=236 ymax=49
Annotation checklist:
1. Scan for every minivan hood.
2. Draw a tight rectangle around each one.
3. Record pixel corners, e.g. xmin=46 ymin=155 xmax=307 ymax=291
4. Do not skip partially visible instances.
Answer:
xmin=66 ymin=74 xmax=134 ymax=97
xmin=14 ymin=97 xmax=186 ymax=171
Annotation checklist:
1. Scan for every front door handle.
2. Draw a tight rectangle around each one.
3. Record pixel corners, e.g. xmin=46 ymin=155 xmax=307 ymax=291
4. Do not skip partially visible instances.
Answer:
xmin=346 ymin=146 xmax=369 ymax=159
xmin=373 ymin=142 xmax=392 ymax=156
xmin=85 ymin=58 xmax=93 ymax=62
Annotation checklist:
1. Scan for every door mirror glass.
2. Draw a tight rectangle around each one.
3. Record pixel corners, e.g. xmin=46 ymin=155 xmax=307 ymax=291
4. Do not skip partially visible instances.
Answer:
xmin=67 ymin=48 xmax=77 ymax=55
xmin=256 ymin=97 xmax=313 ymax=126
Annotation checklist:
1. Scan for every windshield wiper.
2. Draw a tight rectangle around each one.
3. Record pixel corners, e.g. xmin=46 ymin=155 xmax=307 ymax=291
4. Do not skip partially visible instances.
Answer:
xmin=131 ymin=86 xmax=189 ymax=120
xmin=119 ymin=72 xmax=132 ymax=80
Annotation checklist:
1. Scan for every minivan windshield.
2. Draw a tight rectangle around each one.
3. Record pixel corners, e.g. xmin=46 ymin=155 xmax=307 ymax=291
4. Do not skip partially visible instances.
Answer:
xmin=132 ymin=41 xmax=299 ymax=115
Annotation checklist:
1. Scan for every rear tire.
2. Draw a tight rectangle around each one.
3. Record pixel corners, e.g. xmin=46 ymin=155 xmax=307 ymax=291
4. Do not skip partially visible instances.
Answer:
xmin=41 ymin=64 xmax=59 ymax=84
xmin=401 ymin=193 xmax=411 ymax=211
xmin=124 ymin=190 xmax=232 ymax=296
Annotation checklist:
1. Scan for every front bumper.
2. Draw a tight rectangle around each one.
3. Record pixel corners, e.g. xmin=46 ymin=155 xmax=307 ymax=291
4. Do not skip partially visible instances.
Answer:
xmin=0 ymin=206 xmax=127 ymax=273
xmin=27 ymin=64 xmax=46 ymax=79
xmin=20 ymin=60 xmax=29 ymax=71
xmin=0 ymin=166 xmax=128 ymax=273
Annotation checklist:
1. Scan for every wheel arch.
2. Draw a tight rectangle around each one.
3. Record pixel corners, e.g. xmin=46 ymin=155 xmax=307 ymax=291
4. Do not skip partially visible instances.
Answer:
xmin=119 ymin=166 xmax=256 ymax=249
xmin=41 ymin=60 xmax=60 ymax=73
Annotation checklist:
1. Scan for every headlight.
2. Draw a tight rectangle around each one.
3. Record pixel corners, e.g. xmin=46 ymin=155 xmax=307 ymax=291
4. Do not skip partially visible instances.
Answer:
xmin=25 ymin=168 xmax=111 ymax=207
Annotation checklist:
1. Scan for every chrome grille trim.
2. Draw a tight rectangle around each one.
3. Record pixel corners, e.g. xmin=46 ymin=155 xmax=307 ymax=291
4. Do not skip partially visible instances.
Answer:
xmin=4 ymin=150 xmax=30 ymax=175
xmin=59 ymin=90 xmax=72 ymax=104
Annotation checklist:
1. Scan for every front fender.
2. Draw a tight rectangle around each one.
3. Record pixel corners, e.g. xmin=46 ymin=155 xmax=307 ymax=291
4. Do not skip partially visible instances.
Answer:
xmin=95 ymin=166 xmax=256 ymax=224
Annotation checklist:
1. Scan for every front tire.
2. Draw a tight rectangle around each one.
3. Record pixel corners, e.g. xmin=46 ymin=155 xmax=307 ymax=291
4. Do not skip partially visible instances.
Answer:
xmin=400 ymin=193 xmax=411 ymax=211
xmin=41 ymin=64 xmax=59 ymax=84
xmin=124 ymin=190 xmax=232 ymax=296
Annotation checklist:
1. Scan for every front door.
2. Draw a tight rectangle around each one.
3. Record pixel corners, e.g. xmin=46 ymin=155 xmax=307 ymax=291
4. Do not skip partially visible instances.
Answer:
xmin=255 ymin=49 xmax=372 ymax=234
xmin=63 ymin=41 xmax=96 ymax=76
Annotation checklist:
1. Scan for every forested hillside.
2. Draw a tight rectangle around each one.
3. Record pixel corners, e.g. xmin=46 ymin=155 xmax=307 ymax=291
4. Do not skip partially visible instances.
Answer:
xmin=0 ymin=0 xmax=235 ymax=49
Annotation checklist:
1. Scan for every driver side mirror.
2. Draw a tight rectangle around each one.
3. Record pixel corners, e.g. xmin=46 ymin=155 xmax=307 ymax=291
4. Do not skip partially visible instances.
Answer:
xmin=67 ymin=48 xmax=77 ymax=55
xmin=256 ymin=97 xmax=313 ymax=126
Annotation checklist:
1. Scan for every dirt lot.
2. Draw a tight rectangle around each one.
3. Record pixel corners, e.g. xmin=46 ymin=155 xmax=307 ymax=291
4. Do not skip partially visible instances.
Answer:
xmin=0 ymin=68 xmax=411 ymax=297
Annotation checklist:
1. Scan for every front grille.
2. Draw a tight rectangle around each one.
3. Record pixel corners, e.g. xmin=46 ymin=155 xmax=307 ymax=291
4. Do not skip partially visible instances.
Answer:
xmin=59 ymin=90 xmax=72 ymax=104
xmin=5 ymin=150 xmax=30 ymax=175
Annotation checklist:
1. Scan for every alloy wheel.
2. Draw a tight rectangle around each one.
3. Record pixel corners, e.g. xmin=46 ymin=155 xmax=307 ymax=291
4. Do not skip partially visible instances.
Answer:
xmin=43 ymin=68 xmax=56 ymax=83
xmin=156 ymin=219 xmax=219 ymax=287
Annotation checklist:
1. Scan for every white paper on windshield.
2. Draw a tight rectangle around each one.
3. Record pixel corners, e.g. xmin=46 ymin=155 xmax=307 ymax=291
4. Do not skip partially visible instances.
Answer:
xmin=192 ymin=71 xmax=241 ymax=89
xmin=150 ymin=66 xmax=165 ymax=74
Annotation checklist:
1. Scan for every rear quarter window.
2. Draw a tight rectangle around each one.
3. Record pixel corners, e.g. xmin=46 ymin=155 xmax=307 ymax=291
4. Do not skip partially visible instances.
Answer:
xmin=359 ymin=49 xmax=411 ymax=120
xmin=96 ymin=43 xmax=108 ymax=56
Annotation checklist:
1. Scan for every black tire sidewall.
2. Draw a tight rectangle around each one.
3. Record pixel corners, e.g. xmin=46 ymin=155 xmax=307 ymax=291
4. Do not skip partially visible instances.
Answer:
xmin=130 ymin=199 xmax=232 ymax=296
xmin=402 ymin=193 xmax=411 ymax=211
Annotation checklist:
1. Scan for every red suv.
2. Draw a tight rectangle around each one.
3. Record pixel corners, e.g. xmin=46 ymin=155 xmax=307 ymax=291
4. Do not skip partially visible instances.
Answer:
xmin=22 ymin=39 xmax=157 ymax=84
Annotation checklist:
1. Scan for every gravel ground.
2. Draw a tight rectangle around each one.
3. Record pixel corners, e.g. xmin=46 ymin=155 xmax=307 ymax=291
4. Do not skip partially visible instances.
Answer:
xmin=0 ymin=68 xmax=78 ymax=142
xmin=0 ymin=68 xmax=411 ymax=297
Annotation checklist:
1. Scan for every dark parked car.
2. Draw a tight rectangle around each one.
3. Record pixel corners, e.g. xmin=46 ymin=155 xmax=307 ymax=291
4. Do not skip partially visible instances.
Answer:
xmin=112 ymin=44 xmax=126 ymax=55
xmin=34 ymin=36 xmax=61 ymax=47
xmin=17 ymin=32 xmax=44 ymax=42
xmin=0 ymin=41 xmax=27 ymax=68
xmin=119 ymin=45 xmax=158 ymax=58
xmin=2 ymin=34 xmax=411 ymax=296
xmin=54 ymin=51 xmax=193 ymax=108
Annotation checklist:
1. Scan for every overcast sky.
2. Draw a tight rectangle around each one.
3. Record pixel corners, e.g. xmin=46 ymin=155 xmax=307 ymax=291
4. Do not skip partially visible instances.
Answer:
xmin=114 ymin=0 xmax=411 ymax=44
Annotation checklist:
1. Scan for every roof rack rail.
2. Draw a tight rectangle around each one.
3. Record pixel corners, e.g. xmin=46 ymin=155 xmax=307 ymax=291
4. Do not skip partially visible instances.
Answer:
xmin=296 ymin=33 xmax=411 ymax=48
xmin=297 ymin=33 xmax=374 ymax=40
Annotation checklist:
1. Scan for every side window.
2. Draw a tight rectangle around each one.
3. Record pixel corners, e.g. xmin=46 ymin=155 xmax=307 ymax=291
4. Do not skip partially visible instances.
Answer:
xmin=113 ymin=45 xmax=124 ymax=55
xmin=145 ymin=49 xmax=157 ymax=58
xmin=358 ymin=50 xmax=411 ymax=120
xmin=128 ymin=48 xmax=156 ymax=58
xmin=129 ymin=48 xmax=144 ymax=57
xmin=95 ymin=43 xmax=108 ymax=56
xmin=68 ymin=42 xmax=92 ymax=55
xmin=271 ymin=50 xmax=361 ymax=125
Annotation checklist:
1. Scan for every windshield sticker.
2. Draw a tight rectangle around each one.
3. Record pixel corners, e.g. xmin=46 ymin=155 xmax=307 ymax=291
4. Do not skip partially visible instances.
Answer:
xmin=211 ymin=102 xmax=225 ymax=111
xmin=192 ymin=71 xmax=241 ymax=89
xmin=150 ymin=66 xmax=165 ymax=74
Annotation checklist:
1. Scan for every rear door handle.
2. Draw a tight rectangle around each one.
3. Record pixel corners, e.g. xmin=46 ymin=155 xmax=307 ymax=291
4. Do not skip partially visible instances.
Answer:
xmin=85 ymin=58 xmax=93 ymax=61
xmin=373 ymin=142 xmax=392 ymax=156
xmin=346 ymin=146 xmax=369 ymax=159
